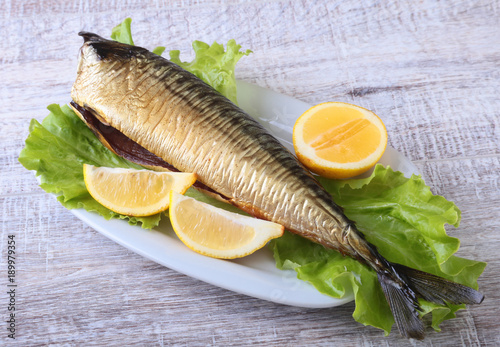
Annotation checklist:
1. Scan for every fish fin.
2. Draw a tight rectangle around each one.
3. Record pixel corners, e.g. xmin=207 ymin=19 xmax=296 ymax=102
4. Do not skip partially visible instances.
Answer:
xmin=378 ymin=263 xmax=484 ymax=339
xmin=377 ymin=270 xmax=425 ymax=339
xmin=392 ymin=263 xmax=484 ymax=306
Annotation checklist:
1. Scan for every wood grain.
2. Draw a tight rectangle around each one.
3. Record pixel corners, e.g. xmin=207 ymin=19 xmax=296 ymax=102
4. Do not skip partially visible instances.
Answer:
xmin=1 ymin=0 xmax=499 ymax=345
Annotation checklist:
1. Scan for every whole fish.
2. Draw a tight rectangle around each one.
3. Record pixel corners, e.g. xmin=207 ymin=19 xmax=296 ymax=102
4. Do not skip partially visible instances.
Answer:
xmin=70 ymin=32 xmax=483 ymax=339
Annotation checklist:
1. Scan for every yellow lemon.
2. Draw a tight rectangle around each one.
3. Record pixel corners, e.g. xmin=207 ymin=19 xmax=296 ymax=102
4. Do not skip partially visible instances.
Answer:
xmin=83 ymin=164 xmax=196 ymax=216
xmin=169 ymin=191 xmax=284 ymax=259
xmin=293 ymin=102 xmax=388 ymax=179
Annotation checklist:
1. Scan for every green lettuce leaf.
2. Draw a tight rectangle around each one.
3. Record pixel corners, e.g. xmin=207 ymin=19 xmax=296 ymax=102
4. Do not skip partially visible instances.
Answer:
xmin=18 ymin=104 xmax=161 ymax=229
xmin=271 ymin=165 xmax=486 ymax=334
xmin=169 ymin=40 xmax=251 ymax=104
xmin=110 ymin=17 xmax=134 ymax=45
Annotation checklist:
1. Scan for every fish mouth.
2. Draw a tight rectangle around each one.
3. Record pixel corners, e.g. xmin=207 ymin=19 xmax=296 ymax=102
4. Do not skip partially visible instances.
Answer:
xmin=69 ymin=101 xmax=229 ymax=201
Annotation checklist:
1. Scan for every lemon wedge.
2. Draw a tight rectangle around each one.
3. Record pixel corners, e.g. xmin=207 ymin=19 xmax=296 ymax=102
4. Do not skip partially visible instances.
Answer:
xmin=83 ymin=164 xmax=196 ymax=216
xmin=169 ymin=191 xmax=284 ymax=259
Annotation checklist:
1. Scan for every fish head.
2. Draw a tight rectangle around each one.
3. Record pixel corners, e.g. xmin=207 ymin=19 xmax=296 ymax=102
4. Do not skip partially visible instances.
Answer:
xmin=75 ymin=33 xmax=102 ymax=76
xmin=71 ymin=32 xmax=136 ymax=128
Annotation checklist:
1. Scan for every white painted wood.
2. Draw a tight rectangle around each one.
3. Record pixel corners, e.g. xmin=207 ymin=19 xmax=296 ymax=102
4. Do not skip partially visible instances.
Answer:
xmin=1 ymin=0 xmax=499 ymax=345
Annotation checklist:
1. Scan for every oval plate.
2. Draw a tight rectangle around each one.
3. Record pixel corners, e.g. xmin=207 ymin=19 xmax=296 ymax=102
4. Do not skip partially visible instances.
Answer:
xmin=69 ymin=81 xmax=419 ymax=308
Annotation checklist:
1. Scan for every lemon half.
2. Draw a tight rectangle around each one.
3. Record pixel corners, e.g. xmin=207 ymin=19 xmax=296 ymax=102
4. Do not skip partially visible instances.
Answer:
xmin=293 ymin=102 xmax=388 ymax=179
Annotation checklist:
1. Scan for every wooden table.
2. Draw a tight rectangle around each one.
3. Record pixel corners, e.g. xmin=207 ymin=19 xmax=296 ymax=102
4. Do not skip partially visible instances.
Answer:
xmin=1 ymin=1 xmax=498 ymax=345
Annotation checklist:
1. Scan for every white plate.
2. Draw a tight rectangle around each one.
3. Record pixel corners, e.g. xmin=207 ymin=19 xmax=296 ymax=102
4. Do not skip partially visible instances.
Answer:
xmin=69 ymin=81 xmax=419 ymax=308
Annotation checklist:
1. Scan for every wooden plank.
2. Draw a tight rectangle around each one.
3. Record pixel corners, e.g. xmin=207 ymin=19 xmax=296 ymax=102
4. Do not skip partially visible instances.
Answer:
xmin=1 ymin=0 xmax=499 ymax=345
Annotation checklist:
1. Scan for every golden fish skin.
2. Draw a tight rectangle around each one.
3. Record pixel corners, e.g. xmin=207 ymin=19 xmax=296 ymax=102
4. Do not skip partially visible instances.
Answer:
xmin=71 ymin=33 xmax=483 ymax=339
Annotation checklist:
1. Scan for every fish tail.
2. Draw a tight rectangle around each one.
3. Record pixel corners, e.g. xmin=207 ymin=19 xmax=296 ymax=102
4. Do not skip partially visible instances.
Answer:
xmin=344 ymin=226 xmax=483 ymax=339
xmin=376 ymin=260 xmax=484 ymax=339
